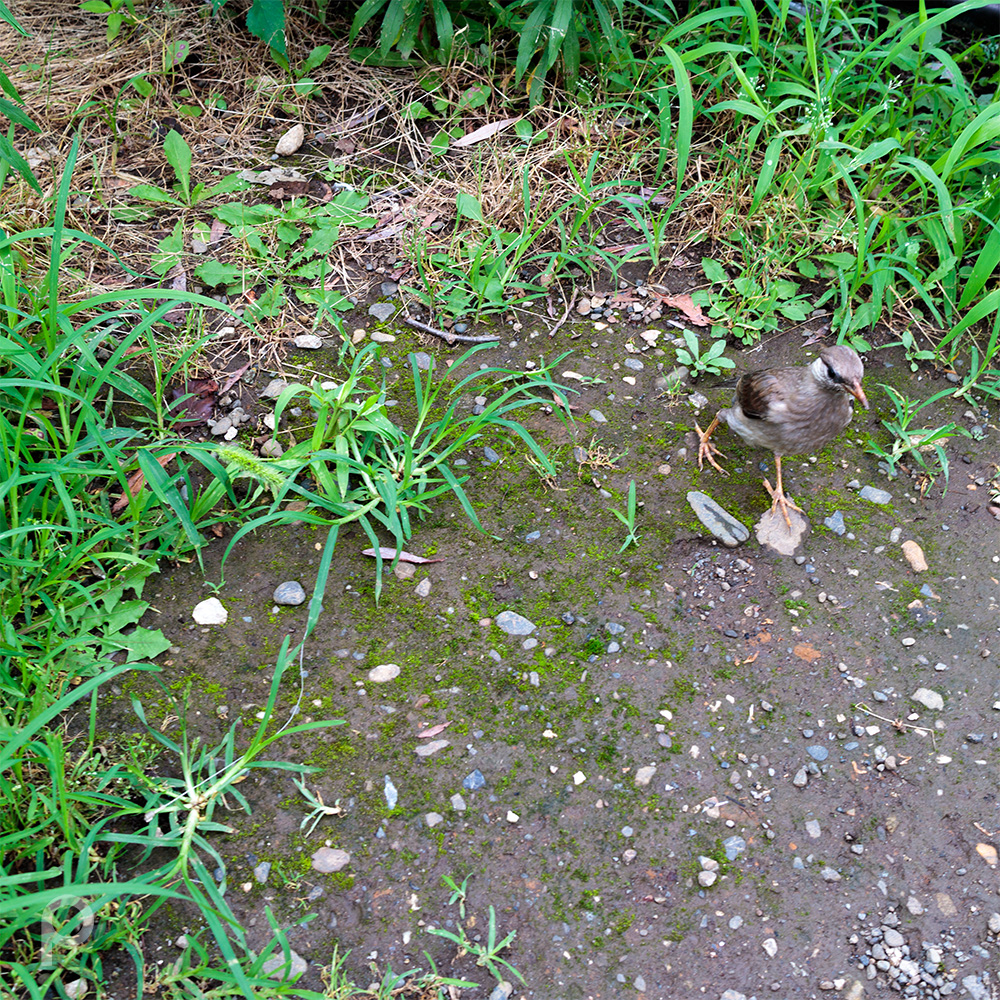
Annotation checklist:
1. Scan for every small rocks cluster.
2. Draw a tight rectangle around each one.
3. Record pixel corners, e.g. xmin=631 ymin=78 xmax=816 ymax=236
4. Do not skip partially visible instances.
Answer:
xmin=849 ymin=908 xmax=998 ymax=998
xmin=207 ymin=398 xmax=252 ymax=440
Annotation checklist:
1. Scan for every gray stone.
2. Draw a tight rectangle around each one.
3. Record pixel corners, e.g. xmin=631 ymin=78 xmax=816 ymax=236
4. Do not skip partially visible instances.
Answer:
xmin=807 ymin=745 xmax=829 ymax=762
xmin=380 ymin=281 xmax=399 ymax=297
xmin=496 ymin=610 xmax=535 ymax=635
xmin=254 ymin=861 xmax=271 ymax=883
xmin=484 ymin=446 xmax=500 ymax=463
xmin=912 ymin=687 xmax=944 ymax=710
xmin=793 ymin=767 xmax=808 ymax=787
xmin=310 ymin=847 xmax=350 ymax=873
xmin=414 ymin=739 xmax=449 ymax=757
xmin=488 ymin=982 xmax=513 ymax=1000
xmin=262 ymin=945 xmax=307 ymax=979
xmin=192 ymin=597 xmax=228 ymax=625
xmin=961 ymin=976 xmax=988 ymax=1000
xmin=463 ymin=769 xmax=485 ymax=790
xmin=883 ymin=927 xmax=905 ymax=948
xmin=260 ymin=378 xmax=287 ymax=399
xmin=412 ymin=351 xmax=432 ymax=370
xmin=368 ymin=302 xmax=395 ymax=322
xmin=293 ymin=334 xmax=323 ymax=349
xmin=368 ymin=663 xmax=400 ymax=683
xmin=860 ymin=485 xmax=892 ymax=504
xmin=821 ymin=866 xmax=842 ymax=881
xmin=588 ymin=409 xmax=607 ymax=423
xmin=755 ymin=506 xmax=809 ymax=555
xmin=824 ymin=510 xmax=846 ymax=535
xmin=273 ymin=580 xmax=306 ymax=605
xmin=687 ymin=491 xmax=750 ymax=547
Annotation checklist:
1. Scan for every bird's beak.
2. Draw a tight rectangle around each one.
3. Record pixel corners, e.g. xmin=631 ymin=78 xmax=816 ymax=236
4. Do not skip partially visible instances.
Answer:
xmin=849 ymin=383 xmax=869 ymax=410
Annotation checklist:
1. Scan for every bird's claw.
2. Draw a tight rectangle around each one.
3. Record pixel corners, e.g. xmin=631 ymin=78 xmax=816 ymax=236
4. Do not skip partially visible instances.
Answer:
xmin=695 ymin=423 xmax=727 ymax=475
xmin=763 ymin=478 xmax=804 ymax=530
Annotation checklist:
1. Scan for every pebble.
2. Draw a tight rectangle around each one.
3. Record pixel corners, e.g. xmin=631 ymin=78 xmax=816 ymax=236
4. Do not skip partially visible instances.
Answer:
xmin=260 ymin=438 xmax=284 ymax=458
xmin=414 ymin=577 xmax=431 ymax=597
xmin=275 ymin=122 xmax=304 ymax=155
xmin=634 ymin=975 xmax=646 ymax=992
xmin=451 ymin=793 xmax=466 ymax=811
xmin=293 ymin=334 xmax=323 ymax=349
xmin=384 ymin=775 xmax=398 ymax=809
xmin=793 ymin=767 xmax=808 ymax=787
xmin=412 ymin=351 xmax=432 ymax=370
xmin=368 ymin=302 xmax=395 ymax=322
xmin=901 ymin=539 xmax=928 ymax=571
xmin=368 ymin=663 xmax=400 ymax=683
xmin=273 ymin=581 xmax=305 ymax=605
xmin=634 ymin=765 xmax=656 ymax=787
xmin=380 ymin=280 xmax=398 ymax=297
xmin=463 ymin=769 xmax=485 ymax=790
xmin=496 ymin=611 xmax=536 ymax=635
xmin=823 ymin=510 xmax=846 ymax=535
xmin=588 ymin=409 xmax=607 ymax=423
xmin=192 ymin=597 xmax=228 ymax=625
xmin=821 ymin=867 xmax=842 ymax=882
xmin=484 ymin=446 xmax=500 ymax=463
xmin=254 ymin=861 xmax=270 ymax=883
xmin=912 ymin=687 xmax=944 ymax=710
xmin=262 ymin=946 xmax=308 ymax=978
xmin=686 ymin=491 xmax=750 ymax=547
xmin=806 ymin=819 xmax=822 ymax=839
xmin=806 ymin=745 xmax=828 ymax=762
xmin=260 ymin=378 xmax=287 ymax=399
xmin=488 ymin=984 xmax=513 ymax=1000
xmin=310 ymin=847 xmax=350 ymax=873
xmin=762 ymin=937 xmax=778 ymax=957
xmin=860 ymin=485 xmax=892 ymax=504
xmin=425 ymin=812 xmax=443 ymax=828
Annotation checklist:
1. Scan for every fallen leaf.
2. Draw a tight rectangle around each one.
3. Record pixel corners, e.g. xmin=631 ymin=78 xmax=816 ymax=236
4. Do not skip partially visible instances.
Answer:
xmin=648 ymin=288 xmax=710 ymax=326
xmin=451 ymin=116 xmax=522 ymax=147
xmin=362 ymin=547 xmax=444 ymax=564
xmin=113 ymin=452 xmax=176 ymax=514
xmin=417 ymin=722 xmax=451 ymax=738
xmin=793 ymin=643 xmax=822 ymax=663
xmin=167 ymin=378 xmax=218 ymax=427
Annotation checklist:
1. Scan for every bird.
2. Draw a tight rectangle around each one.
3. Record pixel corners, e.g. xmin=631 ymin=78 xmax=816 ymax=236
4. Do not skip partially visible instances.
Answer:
xmin=696 ymin=345 xmax=868 ymax=527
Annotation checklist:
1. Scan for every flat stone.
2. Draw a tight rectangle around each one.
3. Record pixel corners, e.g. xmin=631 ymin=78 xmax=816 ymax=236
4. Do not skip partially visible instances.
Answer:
xmin=463 ymin=769 xmax=485 ymax=790
xmin=310 ymin=847 xmax=350 ymax=873
xmin=883 ymin=927 xmax=905 ymax=948
xmin=496 ymin=610 xmax=535 ymax=635
xmin=425 ymin=812 xmax=443 ymax=828
xmin=370 ymin=329 xmax=395 ymax=343
xmin=687 ymin=491 xmax=750 ymax=547
xmin=412 ymin=351 xmax=432 ymax=370
xmin=368 ymin=302 xmax=395 ymax=322
xmin=262 ymin=945 xmax=307 ymax=978
xmin=368 ymin=663 xmax=400 ymax=683
xmin=260 ymin=378 xmax=287 ymax=399
xmin=192 ymin=597 xmax=228 ymax=625
xmin=821 ymin=867 xmax=842 ymax=881
xmin=293 ymin=334 xmax=323 ymax=349
xmin=762 ymin=937 xmax=778 ymax=957
xmin=414 ymin=577 xmax=431 ymax=597
xmin=755 ymin=505 xmax=809 ymax=555
xmin=273 ymin=581 xmax=306 ymax=605
xmin=860 ymin=485 xmax=892 ymax=504
xmin=912 ymin=687 xmax=944 ymax=710
xmin=901 ymin=539 xmax=928 ymax=571
xmin=806 ymin=745 xmax=828 ymax=762
xmin=634 ymin=765 xmax=656 ymax=787
xmin=414 ymin=739 xmax=449 ymax=757
xmin=260 ymin=438 xmax=284 ymax=457
xmin=823 ymin=510 xmax=846 ymax=535
xmin=588 ymin=409 xmax=607 ymax=423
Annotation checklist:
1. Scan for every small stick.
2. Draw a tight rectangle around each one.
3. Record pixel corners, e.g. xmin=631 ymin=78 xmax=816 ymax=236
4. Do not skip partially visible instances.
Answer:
xmin=401 ymin=316 xmax=499 ymax=344
xmin=547 ymin=288 xmax=577 ymax=338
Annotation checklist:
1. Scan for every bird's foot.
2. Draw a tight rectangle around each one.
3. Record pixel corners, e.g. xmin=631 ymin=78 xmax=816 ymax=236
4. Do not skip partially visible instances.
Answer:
xmin=763 ymin=478 xmax=804 ymax=530
xmin=695 ymin=422 xmax=727 ymax=474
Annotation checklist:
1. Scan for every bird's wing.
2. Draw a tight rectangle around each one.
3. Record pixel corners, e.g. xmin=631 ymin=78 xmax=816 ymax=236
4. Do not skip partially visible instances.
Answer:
xmin=735 ymin=370 xmax=784 ymax=421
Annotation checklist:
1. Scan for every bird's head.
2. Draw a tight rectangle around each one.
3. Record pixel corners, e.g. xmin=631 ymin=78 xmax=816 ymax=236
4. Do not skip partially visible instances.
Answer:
xmin=814 ymin=345 xmax=868 ymax=409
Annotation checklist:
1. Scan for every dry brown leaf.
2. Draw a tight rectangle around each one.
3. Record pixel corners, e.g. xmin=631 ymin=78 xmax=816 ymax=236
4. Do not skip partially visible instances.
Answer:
xmin=112 ymin=452 xmax=176 ymax=514
xmin=417 ymin=722 xmax=451 ymax=738
xmin=650 ymin=289 xmax=709 ymax=327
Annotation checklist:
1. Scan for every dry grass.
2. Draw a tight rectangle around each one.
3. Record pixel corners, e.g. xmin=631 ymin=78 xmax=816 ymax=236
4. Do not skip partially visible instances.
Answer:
xmin=3 ymin=0 xmax=719 ymax=368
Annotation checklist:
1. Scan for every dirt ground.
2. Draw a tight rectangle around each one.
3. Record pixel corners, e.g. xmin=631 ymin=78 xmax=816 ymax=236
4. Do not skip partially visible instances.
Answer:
xmin=102 ymin=309 xmax=1000 ymax=1000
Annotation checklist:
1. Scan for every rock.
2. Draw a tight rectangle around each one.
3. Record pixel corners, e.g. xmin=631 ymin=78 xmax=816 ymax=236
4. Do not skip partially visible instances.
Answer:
xmin=260 ymin=378 xmax=287 ymax=399
xmin=634 ymin=765 xmax=656 ymax=787
xmin=806 ymin=819 xmax=822 ymax=839
xmin=697 ymin=870 xmax=717 ymax=887
xmin=260 ymin=438 xmax=284 ymax=457
xmin=823 ymin=510 xmax=846 ymax=535
xmin=414 ymin=577 xmax=431 ymax=597
xmin=588 ymin=409 xmax=607 ymax=423
xmin=370 ymin=329 xmax=395 ymax=343
xmin=463 ymin=769 xmax=485 ymax=790
xmin=806 ymin=745 xmax=828 ymax=762
xmin=755 ymin=506 xmax=809 ymax=555
xmin=273 ymin=581 xmax=306 ymax=605
xmin=488 ymin=982 xmax=513 ymax=1000
xmin=368 ymin=663 xmax=400 ymax=683
xmin=762 ymin=937 xmax=778 ymax=957
xmin=414 ymin=740 xmax=449 ymax=757
xmin=496 ymin=611 xmax=535 ymax=635
xmin=192 ymin=597 xmax=228 ymax=625
xmin=687 ymin=491 xmax=750 ymax=547
xmin=859 ymin=485 xmax=892 ymax=504
xmin=412 ymin=351 xmax=432 ymax=370
xmin=901 ymin=539 xmax=928 ymax=571
xmin=210 ymin=416 xmax=232 ymax=436
xmin=275 ymin=123 xmax=305 ymax=155
xmin=821 ymin=867 xmax=842 ymax=881
xmin=961 ymin=976 xmax=989 ymax=1000
xmin=912 ymin=687 xmax=944 ymax=710
xmin=384 ymin=775 xmax=398 ymax=809
xmin=634 ymin=975 xmax=646 ymax=992
xmin=720 ymin=992 xmax=747 ymax=1000
xmin=450 ymin=793 xmax=466 ymax=811
xmin=793 ymin=767 xmax=808 ymax=787
xmin=988 ymin=911 xmax=1000 ymax=933
xmin=254 ymin=861 xmax=271 ymax=883
xmin=976 ymin=842 xmax=998 ymax=865
xmin=368 ymin=302 xmax=395 ymax=322
xmin=310 ymin=847 xmax=350 ymax=873
xmin=425 ymin=812 xmax=443 ymax=828
xmin=883 ymin=927 xmax=905 ymax=948
xmin=293 ymin=334 xmax=323 ymax=349
xmin=262 ymin=945 xmax=308 ymax=979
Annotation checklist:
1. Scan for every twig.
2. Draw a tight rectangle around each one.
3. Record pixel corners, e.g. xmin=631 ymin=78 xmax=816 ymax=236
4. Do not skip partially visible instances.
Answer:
xmin=547 ymin=287 xmax=577 ymax=338
xmin=855 ymin=702 xmax=937 ymax=747
xmin=401 ymin=316 xmax=500 ymax=345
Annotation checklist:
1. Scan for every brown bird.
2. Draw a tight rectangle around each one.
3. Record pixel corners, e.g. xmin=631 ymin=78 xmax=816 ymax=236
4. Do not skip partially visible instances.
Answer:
xmin=696 ymin=345 xmax=868 ymax=526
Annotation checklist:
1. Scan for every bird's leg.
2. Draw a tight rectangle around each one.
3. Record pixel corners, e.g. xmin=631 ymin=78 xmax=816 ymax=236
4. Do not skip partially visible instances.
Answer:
xmin=695 ymin=414 xmax=727 ymax=474
xmin=762 ymin=455 xmax=804 ymax=529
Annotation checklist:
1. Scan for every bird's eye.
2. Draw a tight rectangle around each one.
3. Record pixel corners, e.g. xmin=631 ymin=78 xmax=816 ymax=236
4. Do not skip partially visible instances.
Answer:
xmin=826 ymin=364 xmax=840 ymax=382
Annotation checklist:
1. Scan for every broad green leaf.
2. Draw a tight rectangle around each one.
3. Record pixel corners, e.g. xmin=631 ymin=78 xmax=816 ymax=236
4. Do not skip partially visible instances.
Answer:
xmin=128 ymin=183 xmax=182 ymax=205
xmin=246 ymin=0 xmax=286 ymax=55
xmin=702 ymin=258 xmax=727 ymax=284
xmin=456 ymin=192 xmax=484 ymax=223
xmin=194 ymin=260 xmax=244 ymax=287
xmin=163 ymin=129 xmax=192 ymax=201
